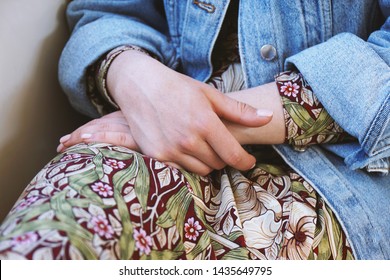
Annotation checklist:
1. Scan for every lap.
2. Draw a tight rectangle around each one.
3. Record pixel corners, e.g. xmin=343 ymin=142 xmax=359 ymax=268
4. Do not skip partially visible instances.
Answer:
xmin=0 ymin=143 xmax=353 ymax=260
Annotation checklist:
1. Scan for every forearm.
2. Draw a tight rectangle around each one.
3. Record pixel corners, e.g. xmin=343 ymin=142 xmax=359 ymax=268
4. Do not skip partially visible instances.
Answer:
xmin=226 ymin=71 xmax=353 ymax=150
xmin=225 ymin=82 xmax=286 ymax=145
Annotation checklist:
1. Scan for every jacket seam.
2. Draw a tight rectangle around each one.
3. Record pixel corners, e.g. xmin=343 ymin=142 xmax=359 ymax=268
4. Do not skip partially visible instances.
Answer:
xmin=362 ymin=94 xmax=390 ymax=156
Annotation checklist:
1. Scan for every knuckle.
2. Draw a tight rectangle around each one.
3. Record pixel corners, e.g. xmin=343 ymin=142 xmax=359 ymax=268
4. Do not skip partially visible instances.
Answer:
xmin=117 ymin=133 xmax=128 ymax=146
xmin=178 ymin=135 xmax=199 ymax=152
xmin=95 ymin=131 xmax=108 ymax=142
xmin=236 ymin=102 xmax=246 ymax=115
xmin=150 ymin=147 xmax=175 ymax=162
xmin=225 ymin=151 xmax=242 ymax=167
xmin=193 ymin=116 xmax=211 ymax=136
xmin=98 ymin=123 xmax=112 ymax=131
xmin=236 ymin=101 xmax=253 ymax=117
xmin=198 ymin=166 xmax=213 ymax=177
xmin=214 ymin=161 xmax=227 ymax=170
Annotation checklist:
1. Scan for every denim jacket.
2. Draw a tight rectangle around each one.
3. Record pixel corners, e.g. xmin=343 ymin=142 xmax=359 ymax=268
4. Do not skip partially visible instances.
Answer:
xmin=59 ymin=0 xmax=390 ymax=259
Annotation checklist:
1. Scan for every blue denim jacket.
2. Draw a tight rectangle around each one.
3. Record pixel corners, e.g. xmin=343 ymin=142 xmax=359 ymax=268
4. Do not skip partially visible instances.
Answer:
xmin=59 ymin=0 xmax=390 ymax=259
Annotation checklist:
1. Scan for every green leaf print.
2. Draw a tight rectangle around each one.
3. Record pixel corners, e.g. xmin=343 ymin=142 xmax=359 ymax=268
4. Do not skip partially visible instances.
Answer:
xmin=317 ymin=229 xmax=332 ymax=260
xmin=51 ymin=191 xmax=98 ymax=259
xmin=324 ymin=204 xmax=343 ymax=259
xmin=111 ymin=169 xmax=136 ymax=259
xmin=181 ymin=170 xmax=215 ymax=233
xmin=1 ymin=203 xmax=51 ymax=224
xmin=140 ymin=250 xmax=184 ymax=260
xmin=112 ymin=153 xmax=150 ymax=213
xmin=133 ymin=156 xmax=150 ymax=213
xmin=69 ymin=168 xmax=105 ymax=206
xmin=156 ymin=186 xmax=193 ymax=241
xmin=0 ymin=220 xmax=92 ymax=242
xmin=92 ymin=152 xmax=105 ymax=180
xmin=186 ymin=230 xmax=212 ymax=260
xmin=256 ymin=163 xmax=287 ymax=176
xmin=294 ymin=109 xmax=334 ymax=140
xmin=291 ymin=181 xmax=316 ymax=200
xmin=221 ymin=247 xmax=250 ymax=260
xmin=100 ymin=148 xmax=135 ymax=161
xmin=181 ymin=170 xmax=203 ymax=198
xmin=67 ymin=198 xmax=98 ymax=209
xmin=109 ymin=152 xmax=156 ymax=259
xmin=156 ymin=211 xmax=176 ymax=228
xmin=20 ymin=204 xmax=51 ymax=222
xmin=282 ymin=97 xmax=314 ymax=131
xmin=193 ymin=204 xmax=215 ymax=233
xmin=156 ymin=186 xmax=189 ymax=228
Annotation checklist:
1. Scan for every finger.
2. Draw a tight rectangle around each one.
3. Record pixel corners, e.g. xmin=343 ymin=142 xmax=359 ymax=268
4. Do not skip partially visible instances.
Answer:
xmin=142 ymin=143 xmax=214 ymax=176
xmin=56 ymin=143 xmax=65 ymax=153
xmin=205 ymin=88 xmax=273 ymax=126
xmin=57 ymin=131 xmax=139 ymax=153
xmin=173 ymin=153 xmax=214 ymax=176
xmin=163 ymin=161 xmax=183 ymax=170
xmin=67 ymin=117 xmax=131 ymax=138
xmin=177 ymin=136 xmax=226 ymax=170
xmin=99 ymin=111 xmax=128 ymax=124
xmin=59 ymin=112 xmax=129 ymax=144
xmin=80 ymin=131 xmax=139 ymax=150
xmin=60 ymin=122 xmax=132 ymax=148
xmin=206 ymin=117 xmax=256 ymax=171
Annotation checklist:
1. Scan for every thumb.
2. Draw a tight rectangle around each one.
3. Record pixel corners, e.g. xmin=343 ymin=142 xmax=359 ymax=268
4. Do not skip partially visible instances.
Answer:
xmin=206 ymin=90 xmax=273 ymax=127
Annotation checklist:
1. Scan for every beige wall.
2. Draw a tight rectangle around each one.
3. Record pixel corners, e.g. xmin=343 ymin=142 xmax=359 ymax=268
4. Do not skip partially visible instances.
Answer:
xmin=0 ymin=0 xmax=88 ymax=222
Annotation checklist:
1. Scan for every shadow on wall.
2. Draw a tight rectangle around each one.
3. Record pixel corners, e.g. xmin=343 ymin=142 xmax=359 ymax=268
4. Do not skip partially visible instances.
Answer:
xmin=0 ymin=2 xmax=89 ymax=222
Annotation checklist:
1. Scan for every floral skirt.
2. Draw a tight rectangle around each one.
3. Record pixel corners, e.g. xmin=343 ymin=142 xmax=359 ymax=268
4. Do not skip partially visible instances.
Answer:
xmin=0 ymin=143 xmax=354 ymax=260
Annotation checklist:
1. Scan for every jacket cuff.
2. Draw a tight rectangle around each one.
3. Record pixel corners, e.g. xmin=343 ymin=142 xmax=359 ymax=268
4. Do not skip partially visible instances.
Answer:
xmin=285 ymin=32 xmax=390 ymax=173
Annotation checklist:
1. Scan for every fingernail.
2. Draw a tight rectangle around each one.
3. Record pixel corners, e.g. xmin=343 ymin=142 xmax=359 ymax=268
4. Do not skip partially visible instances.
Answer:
xmin=250 ymin=163 xmax=256 ymax=169
xmin=56 ymin=143 xmax=64 ymax=153
xmin=59 ymin=134 xmax=71 ymax=143
xmin=81 ymin=133 xmax=92 ymax=139
xmin=256 ymin=109 xmax=273 ymax=117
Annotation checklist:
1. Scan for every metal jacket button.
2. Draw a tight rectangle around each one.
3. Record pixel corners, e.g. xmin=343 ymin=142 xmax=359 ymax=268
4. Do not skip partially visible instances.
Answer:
xmin=260 ymin=44 xmax=277 ymax=61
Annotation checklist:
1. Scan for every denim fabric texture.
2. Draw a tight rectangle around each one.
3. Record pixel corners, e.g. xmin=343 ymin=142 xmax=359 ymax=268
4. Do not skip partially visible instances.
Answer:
xmin=59 ymin=0 xmax=390 ymax=259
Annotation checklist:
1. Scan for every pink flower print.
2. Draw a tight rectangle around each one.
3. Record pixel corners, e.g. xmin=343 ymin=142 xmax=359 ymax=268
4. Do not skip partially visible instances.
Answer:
xmin=133 ymin=228 xmax=153 ymax=256
xmin=90 ymin=215 xmax=114 ymax=239
xmin=60 ymin=153 xmax=81 ymax=162
xmin=280 ymin=81 xmax=300 ymax=98
xmin=104 ymin=159 xmax=126 ymax=170
xmin=184 ymin=217 xmax=202 ymax=241
xmin=186 ymin=182 xmax=194 ymax=194
xmin=91 ymin=182 xmax=114 ymax=197
xmin=15 ymin=196 xmax=39 ymax=211
xmin=11 ymin=232 xmax=38 ymax=248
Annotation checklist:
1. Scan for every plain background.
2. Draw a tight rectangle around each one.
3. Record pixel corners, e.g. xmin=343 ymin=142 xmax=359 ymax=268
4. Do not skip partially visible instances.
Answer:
xmin=0 ymin=0 xmax=88 ymax=222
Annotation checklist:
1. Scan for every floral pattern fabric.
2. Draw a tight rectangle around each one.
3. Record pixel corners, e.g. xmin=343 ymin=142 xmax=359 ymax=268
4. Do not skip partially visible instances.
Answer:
xmin=0 ymin=0 xmax=355 ymax=260
xmin=0 ymin=143 xmax=354 ymax=260
xmin=276 ymin=71 xmax=352 ymax=151
xmin=0 ymin=63 xmax=355 ymax=261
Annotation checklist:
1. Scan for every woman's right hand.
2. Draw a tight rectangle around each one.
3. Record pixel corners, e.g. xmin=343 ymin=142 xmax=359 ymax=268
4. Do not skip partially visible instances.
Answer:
xmin=63 ymin=50 xmax=273 ymax=176
xmin=57 ymin=110 xmax=140 ymax=154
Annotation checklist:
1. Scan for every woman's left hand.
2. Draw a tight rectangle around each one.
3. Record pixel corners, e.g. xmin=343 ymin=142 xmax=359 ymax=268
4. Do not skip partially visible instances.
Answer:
xmin=57 ymin=111 xmax=139 ymax=153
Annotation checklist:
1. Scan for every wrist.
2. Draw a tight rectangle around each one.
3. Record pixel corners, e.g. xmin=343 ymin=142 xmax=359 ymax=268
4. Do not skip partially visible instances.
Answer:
xmin=105 ymin=46 xmax=153 ymax=106
xmin=225 ymin=83 xmax=286 ymax=144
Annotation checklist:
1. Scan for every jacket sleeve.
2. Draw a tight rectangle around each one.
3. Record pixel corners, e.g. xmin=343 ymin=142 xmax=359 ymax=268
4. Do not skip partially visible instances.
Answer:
xmin=285 ymin=1 xmax=390 ymax=174
xmin=58 ymin=0 xmax=176 ymax=117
